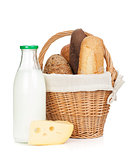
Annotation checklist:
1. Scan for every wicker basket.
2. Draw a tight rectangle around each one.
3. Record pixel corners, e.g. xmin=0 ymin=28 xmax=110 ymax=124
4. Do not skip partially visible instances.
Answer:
xmin=38 ymin=30 xmax=117 ymax=139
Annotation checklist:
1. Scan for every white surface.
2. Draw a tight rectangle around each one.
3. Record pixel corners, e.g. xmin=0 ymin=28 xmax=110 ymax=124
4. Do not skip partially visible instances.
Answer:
xmin=13 ymin=70 xmax=46 ymax=142
xmin=0 ymin=0 xmax=132 ymax=160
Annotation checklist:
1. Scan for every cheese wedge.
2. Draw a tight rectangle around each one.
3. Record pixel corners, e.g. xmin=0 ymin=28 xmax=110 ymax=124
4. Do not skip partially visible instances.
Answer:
xmin=28 ymin=120 xmax=73 ymax=146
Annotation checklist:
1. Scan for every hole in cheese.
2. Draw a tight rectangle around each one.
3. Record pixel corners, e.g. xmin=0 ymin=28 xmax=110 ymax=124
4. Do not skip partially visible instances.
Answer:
xmin=34 ymin=128 xmax=40 ymax=133
xmin=49 ymin=126 xmax=54 ymax=131
xmin=43 ymin=133 xmax=47 ymax=136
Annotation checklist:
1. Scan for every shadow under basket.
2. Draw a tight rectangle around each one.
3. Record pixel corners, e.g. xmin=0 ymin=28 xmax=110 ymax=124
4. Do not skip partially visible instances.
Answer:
xmin=38 ymin=30 xmax=117 ymax=139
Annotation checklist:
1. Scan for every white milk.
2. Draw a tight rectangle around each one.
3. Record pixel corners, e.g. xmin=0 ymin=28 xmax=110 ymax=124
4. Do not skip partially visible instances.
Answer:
xmin=13 ymin=46 xmax=46 ymax=142
xmin=13 ymin=70 xmax=46 ymax=142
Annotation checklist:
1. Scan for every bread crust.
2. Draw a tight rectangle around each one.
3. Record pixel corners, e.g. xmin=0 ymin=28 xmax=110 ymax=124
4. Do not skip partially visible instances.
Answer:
xmin=43 ymin=54 xmax=73 ymax=74
xmin=70 ymin=29 xmax=86 ymax=74
xmin=61 ymin=44 xmax=70 ymax=62
xmin=78 ymin=36 xmax=105 ymax=74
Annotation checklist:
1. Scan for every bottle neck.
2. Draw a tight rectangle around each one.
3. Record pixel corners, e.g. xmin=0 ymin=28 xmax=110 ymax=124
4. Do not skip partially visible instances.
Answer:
xmin=19 ymin=49 xmax=40 ymax=70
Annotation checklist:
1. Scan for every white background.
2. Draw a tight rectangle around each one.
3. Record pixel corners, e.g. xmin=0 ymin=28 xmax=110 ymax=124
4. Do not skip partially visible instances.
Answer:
xmin=0 ymin=0 xmax=132 ymax=159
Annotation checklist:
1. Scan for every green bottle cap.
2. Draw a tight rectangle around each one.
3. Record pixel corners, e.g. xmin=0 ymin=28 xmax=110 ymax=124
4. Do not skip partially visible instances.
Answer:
xmin=20 ymin=45 xmax=38 ymax=49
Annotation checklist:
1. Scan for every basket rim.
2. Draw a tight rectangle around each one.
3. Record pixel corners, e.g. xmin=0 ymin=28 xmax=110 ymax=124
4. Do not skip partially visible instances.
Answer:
xmin=43 ymin=72 xmax=113 ymax=92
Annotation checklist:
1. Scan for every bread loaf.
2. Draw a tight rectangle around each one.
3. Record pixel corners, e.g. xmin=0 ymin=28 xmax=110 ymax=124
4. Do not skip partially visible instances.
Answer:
xmin=61 ymin=44 xmax=70 ymax=62
xmin=43 ymin=54 xmax=73 ymax=74
xmin=70 ymin=29 xmax=86 ymax=74
xmin=78 ymin=36 xmax=105 ymax=74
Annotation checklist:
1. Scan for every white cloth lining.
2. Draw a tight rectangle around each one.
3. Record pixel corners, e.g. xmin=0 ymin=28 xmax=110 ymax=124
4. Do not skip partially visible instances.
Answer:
xmin=43 ymin=72 xmax=124 ymax=104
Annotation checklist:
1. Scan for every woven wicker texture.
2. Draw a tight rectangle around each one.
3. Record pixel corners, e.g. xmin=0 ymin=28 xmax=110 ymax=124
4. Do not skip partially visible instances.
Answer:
xmin=38 ymin=30 xmax=117 ymax=138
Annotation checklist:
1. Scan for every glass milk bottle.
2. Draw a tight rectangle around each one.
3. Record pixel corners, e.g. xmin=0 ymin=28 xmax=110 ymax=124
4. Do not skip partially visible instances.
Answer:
xmin=13 ymin=45 xmax=46 ymax=143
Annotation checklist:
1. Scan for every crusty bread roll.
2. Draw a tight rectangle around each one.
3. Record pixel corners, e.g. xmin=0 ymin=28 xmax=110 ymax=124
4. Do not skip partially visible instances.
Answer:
xmin=43 ymin=54 xmax=73 ymax=74
xmin=78 ymin=36 xmax=105 ymax=74
xmin=70 ymin=29 xmax=86 ymax=74
xmin=61 ymin=44 xmax=70 ymax=62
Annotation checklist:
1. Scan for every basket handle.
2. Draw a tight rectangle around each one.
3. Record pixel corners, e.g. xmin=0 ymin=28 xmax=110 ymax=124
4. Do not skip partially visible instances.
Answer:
xmin=38 ymin=30 xmax=117 ymax=86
